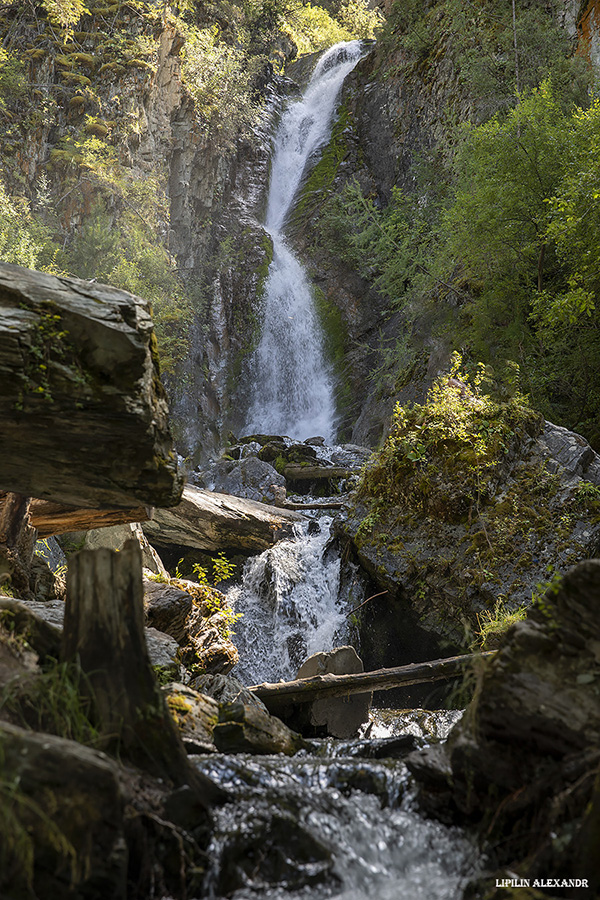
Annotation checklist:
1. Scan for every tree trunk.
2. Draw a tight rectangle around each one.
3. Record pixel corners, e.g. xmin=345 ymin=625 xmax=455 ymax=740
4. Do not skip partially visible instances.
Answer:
xmin=0 ymin=492 xmax=36 ymax=598
xmin=249 ymin=652 xmax=496 ymax=712
xmin=61 ymin=541 xmax=219 ymax=798
xmin=144 ymin=484 xmax=304 ymax=554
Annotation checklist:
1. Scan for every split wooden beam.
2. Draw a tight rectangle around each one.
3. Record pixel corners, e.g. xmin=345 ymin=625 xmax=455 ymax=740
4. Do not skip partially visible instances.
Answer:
xmin=144 ymin=484 xmax=304 ymax=554
xmin=249 ymin=651 xmax=496 ymax=710
xmin=24 ymin=498 xmax=152 ymax=538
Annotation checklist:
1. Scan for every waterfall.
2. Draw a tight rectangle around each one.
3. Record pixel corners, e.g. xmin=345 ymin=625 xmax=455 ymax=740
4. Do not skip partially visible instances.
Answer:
xmin=228 ymin=516 xmax=349 ymax=685
xmin=245 ymin=41 xmax=365 ymax=443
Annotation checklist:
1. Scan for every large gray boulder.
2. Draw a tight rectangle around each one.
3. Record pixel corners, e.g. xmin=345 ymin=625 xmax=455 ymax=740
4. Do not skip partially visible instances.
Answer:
xmin=407 ymin=560 xmax=600 ymax=894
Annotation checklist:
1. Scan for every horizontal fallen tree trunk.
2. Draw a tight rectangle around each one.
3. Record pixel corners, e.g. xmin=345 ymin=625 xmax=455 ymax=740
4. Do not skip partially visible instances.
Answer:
xmin=22 ymin=497 xmax=152 ymax=538
xmin=250 ymin=651 xmax=496 ymax=709
xmin=0 ymin=263 xmax=181 ymax=509
xmin=283 ymin=464 xmax=359 ymax=482
xmin=144 ymin=484 xmax=305 ymax=554
xmin=280 ymin=500 xmax=346 ymax=510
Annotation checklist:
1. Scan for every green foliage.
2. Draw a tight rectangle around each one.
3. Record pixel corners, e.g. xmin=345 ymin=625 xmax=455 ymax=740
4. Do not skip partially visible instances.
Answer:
xmin=358 ymin=357 xmax=541 ymax=519
xmin=318 ymin=179 xmax=430 ymax=307
xmin=180 ymin=24 xmax=260 ymax=146
xmin=0 ymin=48 xmax=27 ymax=111
xmin=0 ymin=661 xmax=99 ymax=745
xmin=41 ymin=0 xmax=90 ymax=29
xmin=473 ymin=599 xmax=527 ymax=650
xmin=0 ymin=180 xmax=56 ymax=271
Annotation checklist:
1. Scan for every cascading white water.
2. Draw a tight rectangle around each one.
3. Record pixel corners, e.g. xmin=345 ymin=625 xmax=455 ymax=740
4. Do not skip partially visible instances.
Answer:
xmin=245 ymin=41 xmax=365 ymax=443
xmin=228 ymin=517 xmax=349 ymax=685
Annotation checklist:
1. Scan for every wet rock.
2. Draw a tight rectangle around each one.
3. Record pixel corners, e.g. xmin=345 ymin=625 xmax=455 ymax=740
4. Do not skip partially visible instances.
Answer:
xmin=213 ymin=700 xmax=308 ymax=755
xmin=144 ymin=576 xmax=239 ymax=674
xmin=408 ymin=559 xmax=600 ymax=891
xmin=207 ymin=456 xmax=287 ymax=505
xmin=291 ymin=647 xmax=371 ymax=738
xmin=342 ymin=734 xmax=418 ymax=759
xmin=144 ymin=627 xmax=180 ymax=675
xmin=216 ymin=809 xmax=338 ymax=896
xmin=190 ymin=672 xmax=269 ymax=713
xmin=163 ymin=683 xmax=219 ymax=753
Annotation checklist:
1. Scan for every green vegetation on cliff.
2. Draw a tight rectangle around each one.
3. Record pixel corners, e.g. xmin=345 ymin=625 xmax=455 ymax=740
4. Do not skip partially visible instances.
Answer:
xmin=310 ymin=0 xmax=600 ymax=449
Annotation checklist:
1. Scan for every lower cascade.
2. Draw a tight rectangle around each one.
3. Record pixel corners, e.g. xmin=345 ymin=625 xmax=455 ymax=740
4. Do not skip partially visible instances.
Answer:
xmin=228 ymin=516 xmax=348 ymax=686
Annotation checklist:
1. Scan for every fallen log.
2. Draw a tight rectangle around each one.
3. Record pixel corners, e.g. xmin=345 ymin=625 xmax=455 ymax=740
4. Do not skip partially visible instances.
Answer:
xmin=280 ymin=500 xmax=346 ymax=510
xmin=24 ymin=498 xmax=152 ymax=538
xmin=0 ymin=262 xmax=181 ymax=509
xmin=249 ymin=651 xmax=496 ymax=710
xmin=144 ymin=484 xmax=305 ymax=554
xmin=283 ymin=464 xmax=360 ymax=482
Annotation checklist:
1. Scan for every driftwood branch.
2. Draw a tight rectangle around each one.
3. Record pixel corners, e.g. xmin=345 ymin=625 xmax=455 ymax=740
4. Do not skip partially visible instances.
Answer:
xmin=250 ymin=652 xmax=496 ymax=709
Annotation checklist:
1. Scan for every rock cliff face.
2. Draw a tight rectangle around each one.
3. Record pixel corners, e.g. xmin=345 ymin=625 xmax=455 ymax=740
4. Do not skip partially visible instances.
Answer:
xmin=1 ymin=3 xmax=295 ymax=458
xmin=286 ymin=0 xmax=600 ymax=447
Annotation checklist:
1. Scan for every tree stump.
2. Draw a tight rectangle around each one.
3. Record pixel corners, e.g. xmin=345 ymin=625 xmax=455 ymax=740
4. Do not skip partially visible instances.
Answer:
xmin=0 ymin=491 xmax=36 ymax=598
xmin=61 ymin=541 xmax=211 ymax=793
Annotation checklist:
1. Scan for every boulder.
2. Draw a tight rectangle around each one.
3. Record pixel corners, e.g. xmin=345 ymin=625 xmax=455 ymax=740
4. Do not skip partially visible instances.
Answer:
xmin=292 ymin=646 xmax=372 ymax=738
xmin=143 ymin=484 xmax=304 ymax=554
xmin=206 ymin=456 xmax=287 ymax=505
xmin=0 ymin=722 xmax=128 ymax=899
xmin=189 ymin=672 xmax=269 ymax=713
xmin=213 ymin=700 xmax=308 ymax=755
xmin=0 ymin=721 xmax=214 ymax=900
xmin=78 ymin=522 xmax=168 ymax=577
xmin=0 ymin=594 xmax=181 ymax=672
xmin=144 ymin=576 xmax=239 ymax=674
xmin=163 ymin=683 xmax=219 ymax=753
xmin=338 ymin=416 xmax=600 ymax=648
xmin=407 ymin=559 xmax=600 ymax=893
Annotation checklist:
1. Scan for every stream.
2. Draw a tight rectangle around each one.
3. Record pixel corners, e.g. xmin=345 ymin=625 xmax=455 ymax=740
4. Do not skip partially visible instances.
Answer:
xmin=190 ymin=42 xmax=479 ymax=900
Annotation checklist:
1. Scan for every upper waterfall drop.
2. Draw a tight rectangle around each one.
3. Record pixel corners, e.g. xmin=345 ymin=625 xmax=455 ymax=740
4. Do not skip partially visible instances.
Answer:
xmin=245 ymin=41 xmax=365 ymax=443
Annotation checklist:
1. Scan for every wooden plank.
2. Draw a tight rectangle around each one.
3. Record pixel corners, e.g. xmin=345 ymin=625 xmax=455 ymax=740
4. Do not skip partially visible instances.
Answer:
xmin=249 ymin=651 xmax=496 ymax=707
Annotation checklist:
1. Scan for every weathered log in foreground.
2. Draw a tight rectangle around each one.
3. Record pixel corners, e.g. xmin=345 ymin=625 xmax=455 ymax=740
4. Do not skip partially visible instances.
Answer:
xmin=250 ymin=651 xmax=496 ymax=711
xmin=15 ymin=495 xmax=152 ymax=538
xmin=0 ymin=262 xmax=181 ymax=509
xmin=144 ymin=484 xmax=305 ymax=553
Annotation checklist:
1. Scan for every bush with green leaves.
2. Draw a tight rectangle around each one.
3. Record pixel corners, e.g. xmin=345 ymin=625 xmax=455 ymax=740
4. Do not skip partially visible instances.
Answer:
xmin=358 ymin=357 xmax=541 ymax=521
